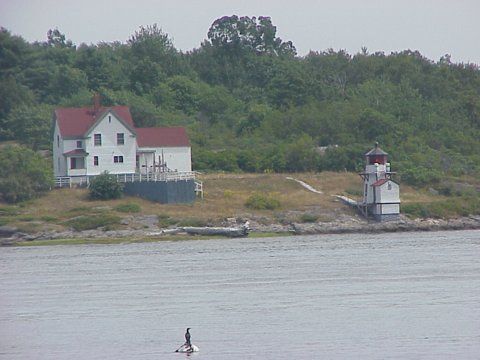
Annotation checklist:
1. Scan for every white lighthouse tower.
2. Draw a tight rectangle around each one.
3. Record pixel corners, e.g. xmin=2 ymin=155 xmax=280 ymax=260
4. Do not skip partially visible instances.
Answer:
xmin=358 ymin=143 xmax=400 ymax=221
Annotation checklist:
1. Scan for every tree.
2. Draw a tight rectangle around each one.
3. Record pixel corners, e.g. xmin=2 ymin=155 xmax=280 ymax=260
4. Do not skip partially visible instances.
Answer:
xmin=75 ymin=43 xmax=122 ymax=90
xmin=0 ymin=76 xmax=35 ymax=139
xmin=0 ymin=27 xmax=30 ymax=73
xmin=207 ymin=15 xmax=296 ymax=56
xmin=4 ymin=104 xmax=53 ymax=150
xmin=284 ymin=135 xmax=318 ymax=172
xmin=46 ymin=28 xmax=74 ymax=48
xmin=127 ymin=24 xmax=181 ymax=77
xmin=0 ymin=145 xmax=53 ymax=203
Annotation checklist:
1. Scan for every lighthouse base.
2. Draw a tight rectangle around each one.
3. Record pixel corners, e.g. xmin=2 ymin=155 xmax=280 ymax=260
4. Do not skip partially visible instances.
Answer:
xmin=373 ymin=213 xmax=400 ymax=222
xmin=357 ymin=203 xmax=400 ymax=222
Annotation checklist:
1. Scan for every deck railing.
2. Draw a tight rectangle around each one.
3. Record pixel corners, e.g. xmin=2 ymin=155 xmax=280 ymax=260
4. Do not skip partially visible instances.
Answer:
xmin=54 ymin=172 xmax=203 ymax=197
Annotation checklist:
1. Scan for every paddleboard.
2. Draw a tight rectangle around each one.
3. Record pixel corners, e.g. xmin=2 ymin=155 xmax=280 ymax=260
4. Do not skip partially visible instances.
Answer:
xmin=175 ymin=344 xmax=199 ymax=353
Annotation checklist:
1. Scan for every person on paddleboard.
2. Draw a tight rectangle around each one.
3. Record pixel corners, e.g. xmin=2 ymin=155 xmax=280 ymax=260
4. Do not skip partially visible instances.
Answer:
xmin=185 ymin=328 xmax=192 ymax=349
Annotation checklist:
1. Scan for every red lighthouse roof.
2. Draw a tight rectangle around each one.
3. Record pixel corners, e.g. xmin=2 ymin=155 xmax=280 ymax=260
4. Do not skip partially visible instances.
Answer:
xmin=365 ymin=142 xmax=388 ymax=156
xmin=365 ymin=142 xmax=388 ymax=165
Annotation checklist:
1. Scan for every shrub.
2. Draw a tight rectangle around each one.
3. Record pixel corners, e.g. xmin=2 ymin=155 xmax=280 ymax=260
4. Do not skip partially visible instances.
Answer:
xmin=245 ymin=192 xmax=281 ymax=210
xmin=115 ymin=203 xmax=141 ymax=213
xmin=0 ymin=145 xmax=53 ymax=203
xmin=401 ymin=203 xmax=431 ymax=218
xmin=158 ymin=214 xmax=178 ymax=228
xmin=88 ymin=172 xmax=123 ymax=200
xmin=299 ymin=213 xmax=319 ymax=223
xmin=40 ymin=215 xmax=58 ymax=222
xmin=402 ymin=197 xmax=480 ymax=219
xmin=223 ymin=190 xmax=234 ymax=199
xmin=177 ymin=218 xmax=208 ymax=227
xmin=0 ymin=206 xmax=20 ymax=216
xmin=400 ymin=166 xmax=441 ymax=186
xmin=345 ymin=188 xmax=363 ymax=197
xmin=66 ymin=214 xmax=121 ymax=231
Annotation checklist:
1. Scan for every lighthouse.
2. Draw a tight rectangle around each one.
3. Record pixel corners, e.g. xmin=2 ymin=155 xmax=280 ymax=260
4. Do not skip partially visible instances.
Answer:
xmin=358 ymin=143 xmax=400 ymax=221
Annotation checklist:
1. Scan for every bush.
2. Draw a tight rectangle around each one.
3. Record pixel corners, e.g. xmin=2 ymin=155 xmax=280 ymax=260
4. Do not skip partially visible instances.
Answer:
xmin=0 ymin=145 xmax=53 ymax=203
xmin=299 ymin=213 xmax=319 ymax=223
xmin=88 ymin=172 xmax=123 ymax=200
xmin=0 ymin=206 xmax=20 ymax=216
xmin=66 ymin=214 xmax=121 ymax=231
xmin=245 ymin=192 xmax=281 ymax=210
xmin=115 ymin=203 xmax=141 ymax=213
xmin=402 ymin=196 xmax=480 ymax=219
xmin=401 ymin=203 xmax=432 ymax=218
xmin=399 ymin=166 xmax=441 ymax=186
xmin=177 ymin=218 xmax=208 ymax=227
xmin=158 ymin=214 xmax=178 ymax=228
xmin=345 ymin=188 xmax=363 ymax=197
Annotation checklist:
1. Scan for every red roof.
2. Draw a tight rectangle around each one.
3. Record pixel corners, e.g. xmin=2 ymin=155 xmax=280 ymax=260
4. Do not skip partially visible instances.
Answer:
xmin=55 ymin=106 xmax=134 ymax=138
xmin=136 ymin=127 xmax=190 ymax=147
xmin=372 ymin=179 xmax=389 ymax=187
xmin=63 ymin=149 xmax=88 ymax=156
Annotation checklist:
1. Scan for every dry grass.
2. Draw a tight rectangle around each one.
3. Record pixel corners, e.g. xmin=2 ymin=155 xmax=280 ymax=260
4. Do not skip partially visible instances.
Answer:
xmin=0 ymin=172 xmax=452 ymax=232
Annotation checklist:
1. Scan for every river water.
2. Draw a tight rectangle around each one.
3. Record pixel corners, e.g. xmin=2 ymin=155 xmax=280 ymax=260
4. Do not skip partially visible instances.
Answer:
xmin=1 ymin=230 xmax=479 ymax=359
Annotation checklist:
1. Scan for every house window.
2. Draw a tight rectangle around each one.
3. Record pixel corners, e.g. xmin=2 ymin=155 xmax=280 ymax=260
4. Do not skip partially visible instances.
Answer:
xmin=76 ymin=140 xmax=82 ymax=149
xmin=108 ymin=115 xmax=112 ymax=123
xmin=94 ymin=134 xmax=102 ymax=146
xmin=70 ymin=157 xmax=85 ymax=169
xmin=114 ymin=156 xmax=124 ymax=163
xmin=57 ymin=135 xmax=60 ymax=147
xmin=94 ymin=156 xmax=99 ymax=166
xmin=117 ymin=133 xmax=124 ymax=145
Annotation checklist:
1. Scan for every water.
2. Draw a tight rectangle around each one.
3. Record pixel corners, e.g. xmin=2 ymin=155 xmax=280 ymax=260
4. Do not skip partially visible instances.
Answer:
xmin=1 ymin=230 xmax=479 ymax=359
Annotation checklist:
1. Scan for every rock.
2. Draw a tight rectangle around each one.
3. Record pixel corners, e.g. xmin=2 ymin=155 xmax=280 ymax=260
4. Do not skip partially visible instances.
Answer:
xmin=132 ymin=215 xmax=159 ymax=229
xmin=0 ymin=226 xmax=18 ymax=238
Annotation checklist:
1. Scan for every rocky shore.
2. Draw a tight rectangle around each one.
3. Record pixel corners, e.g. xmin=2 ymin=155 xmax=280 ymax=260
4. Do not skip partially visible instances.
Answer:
xmin=1 ymin=214 xmax=480 ymax=246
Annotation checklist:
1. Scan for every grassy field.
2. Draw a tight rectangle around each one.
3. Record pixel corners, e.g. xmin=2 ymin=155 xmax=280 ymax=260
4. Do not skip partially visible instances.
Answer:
xmin=0 ymin=172 xmax=476 ymax=236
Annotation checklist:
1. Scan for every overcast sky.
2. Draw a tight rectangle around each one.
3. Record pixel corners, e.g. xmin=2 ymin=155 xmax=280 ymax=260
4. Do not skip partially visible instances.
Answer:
xmin=1 ymin=0 xmax=479 ymax=64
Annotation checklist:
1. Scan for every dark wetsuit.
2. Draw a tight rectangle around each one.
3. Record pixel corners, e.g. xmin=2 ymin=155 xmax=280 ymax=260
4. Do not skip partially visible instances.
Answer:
xmin=185 ymin=329 xmax=191 ymax=348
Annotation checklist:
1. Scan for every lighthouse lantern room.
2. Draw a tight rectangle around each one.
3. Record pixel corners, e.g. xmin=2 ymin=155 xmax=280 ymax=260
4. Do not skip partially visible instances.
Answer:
xmin=358 ymin=143 xmax=400 ymax=221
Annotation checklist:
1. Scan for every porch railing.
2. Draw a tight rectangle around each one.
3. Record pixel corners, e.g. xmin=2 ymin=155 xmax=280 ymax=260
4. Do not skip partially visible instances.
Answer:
xmin=54 ymin=172 xmax=203 ymax=197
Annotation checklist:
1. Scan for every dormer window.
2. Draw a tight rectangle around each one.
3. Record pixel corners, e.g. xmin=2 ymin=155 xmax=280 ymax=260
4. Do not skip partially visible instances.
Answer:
xmin=94 ymin=134 xmax=102 ymax=146
xmin=76 ymin=140 xmax=83 ymax=149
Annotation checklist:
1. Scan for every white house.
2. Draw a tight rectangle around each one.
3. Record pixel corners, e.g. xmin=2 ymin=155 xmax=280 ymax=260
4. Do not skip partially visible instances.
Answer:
xmin=358 ymin=143 xmax=400 ymax=221
xmin=53 ymin=100 xmax=192 ymax=181
xmin=135 ymin=127 xmax=191 ymax=174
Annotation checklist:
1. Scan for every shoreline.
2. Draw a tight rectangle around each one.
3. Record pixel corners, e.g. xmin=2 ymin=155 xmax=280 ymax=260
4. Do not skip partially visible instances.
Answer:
xmin=2 ymin=215 xmax=479 ymax=247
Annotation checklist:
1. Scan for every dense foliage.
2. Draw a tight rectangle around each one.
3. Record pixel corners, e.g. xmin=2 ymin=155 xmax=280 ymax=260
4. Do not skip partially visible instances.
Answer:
xmin=1 ymin=16 xmax=479 ymax=186
xmin=0 ymin=145 xmax=53 ymax=203
xmin=88 ymin=172 xmax=124 ymax=200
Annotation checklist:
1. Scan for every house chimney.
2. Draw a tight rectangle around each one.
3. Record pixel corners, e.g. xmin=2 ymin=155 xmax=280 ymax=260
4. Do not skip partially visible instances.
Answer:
xmin=93 ymin=93 xmax=101 ymax=114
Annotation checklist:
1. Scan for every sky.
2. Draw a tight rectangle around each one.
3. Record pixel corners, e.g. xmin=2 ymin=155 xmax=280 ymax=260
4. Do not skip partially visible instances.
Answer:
xmin=1 ymin=0 xmax=479 ymax=64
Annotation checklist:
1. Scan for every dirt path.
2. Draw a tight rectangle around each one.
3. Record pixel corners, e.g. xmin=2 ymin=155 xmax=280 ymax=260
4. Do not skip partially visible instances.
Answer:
xmin=286 ymin=177 xmax=323 ymax=194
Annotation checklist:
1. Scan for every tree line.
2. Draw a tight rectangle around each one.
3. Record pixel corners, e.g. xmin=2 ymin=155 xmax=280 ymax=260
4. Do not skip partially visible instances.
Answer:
xmin=1 ymin=16 xmax=480 ymax=187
